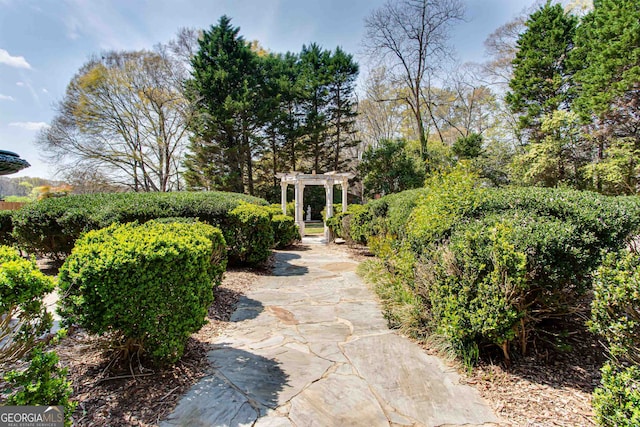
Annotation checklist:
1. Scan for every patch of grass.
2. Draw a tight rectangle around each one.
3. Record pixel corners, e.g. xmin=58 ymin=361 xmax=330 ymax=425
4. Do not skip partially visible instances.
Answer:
xmin=356 ymin=259 xmax=429 ymax=340
xmin=303 ymin=222 xmax=325 ymax=235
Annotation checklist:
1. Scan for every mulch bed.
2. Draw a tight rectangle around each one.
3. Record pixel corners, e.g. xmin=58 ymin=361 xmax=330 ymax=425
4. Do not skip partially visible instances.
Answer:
xmin=0 ymin=257 xmax=272 ymax=426
xmin=465 ymin=314 xmax=605 ymax=426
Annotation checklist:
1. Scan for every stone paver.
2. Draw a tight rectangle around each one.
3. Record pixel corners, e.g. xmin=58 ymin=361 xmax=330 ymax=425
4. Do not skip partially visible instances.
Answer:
xmin=162 ymin=239 xmax=499 ymax=427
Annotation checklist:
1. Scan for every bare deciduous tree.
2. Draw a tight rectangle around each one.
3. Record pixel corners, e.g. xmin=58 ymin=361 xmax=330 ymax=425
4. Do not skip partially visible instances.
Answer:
xmin=363 ymin=0 xmax=465 ymax=160
xmin=38 ymin=48 xmax=192 ymax=191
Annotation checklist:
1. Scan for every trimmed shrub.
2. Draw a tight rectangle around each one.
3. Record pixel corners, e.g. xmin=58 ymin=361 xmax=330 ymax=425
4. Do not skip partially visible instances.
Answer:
xmin=590 ymin=251 xmax=640 ymax=364
xmin=0 ymin=246 xmax=55 ymax=363
xmin=11 ymin=191 xmax=268 ymax=264
xmin=226 ymin=202 xmax=274 ymax=265
xmin=57 ymin=221 xmax=226 ymax=364
xmin=4 ymin=346 xmax=76 ymax=427
xmin=417 ymin=212 xmax=591 ymax=362
xmin=357 ymin=166 xmax=640 ymax=364
xmin=593 ymin=363 xmax=640 ymax=427
xmin=272 ymin=214 xmax=300 ymax=249
xmin=0 ymin=210 xmax=16 ymax=246
xmin=326 ymin=204 xmax=370 ymax=245
xmin=590 ymin=251 xmax=640 ymax=426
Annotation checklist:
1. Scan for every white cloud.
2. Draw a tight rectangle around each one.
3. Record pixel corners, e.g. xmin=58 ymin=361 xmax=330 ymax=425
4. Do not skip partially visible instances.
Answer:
xmin=41 ymin=88 xmax=48 ymax=93
xmin=0 ymin=48 xmax=31 ymax=69
xmin=9 ymin=121 xmax=49 ymax=131
xmin=16 ymin=81 xmax=24 ymax=86
xmin=0 ymin=94 xmax=14 ymax=101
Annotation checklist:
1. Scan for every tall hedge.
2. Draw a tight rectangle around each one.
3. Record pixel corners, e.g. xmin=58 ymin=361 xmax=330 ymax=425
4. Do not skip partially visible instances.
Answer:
xmin=57 ymin=221 xmax=227 ymax=364
xmin=11 ymin=191 xmax=269 ymax=265
xmin=345 ymin=167 xmax=640 ymax=364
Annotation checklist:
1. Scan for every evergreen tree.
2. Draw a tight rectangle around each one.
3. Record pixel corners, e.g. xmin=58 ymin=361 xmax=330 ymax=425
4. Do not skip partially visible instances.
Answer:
xmin=186 ymin=16 xmax=262 ymax=193
xmin=506 ymin=2 xmax=578 ymax=142
xmin=326 ymin=47 xmax=359 ymax=172
xmin=573 ymin=0 xmax=640 ymax=194
xmin=299 ymin=43 xmax=332 ymax=173
xmin=359 ymin=139 xmax=426 ymax=198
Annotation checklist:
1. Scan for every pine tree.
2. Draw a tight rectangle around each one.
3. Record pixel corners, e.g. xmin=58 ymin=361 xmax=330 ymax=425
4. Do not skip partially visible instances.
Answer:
xmin=506 ymin=2 xmax=578 ymax=142
xmin=299 ymin=43 xmax=332 ymax=173
xmin=186 ymin=16 xmax=262 ymax=193
xmin=326 ymin=47 xmax=359 ymax=172
xmin=572 ymin=0 xmax=640 ymax=194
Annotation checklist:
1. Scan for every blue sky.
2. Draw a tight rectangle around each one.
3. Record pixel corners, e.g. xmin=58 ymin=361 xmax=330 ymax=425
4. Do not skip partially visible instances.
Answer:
xmin=1 ymin=0 xmax=535 ymax=180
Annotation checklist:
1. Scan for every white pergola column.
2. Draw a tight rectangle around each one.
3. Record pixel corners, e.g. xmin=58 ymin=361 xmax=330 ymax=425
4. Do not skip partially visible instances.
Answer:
xmin=324 ymin=180 xmax=334 ymax=239
xmin=280 ymin=182 xmax=288 ymax=215
xmin=294 ymin=181 xmax=305 ymax=236
xmin=325 ymin=180 xmax=334 ymax=219
xmin=341 ymin=178 xmax=348 ymax=213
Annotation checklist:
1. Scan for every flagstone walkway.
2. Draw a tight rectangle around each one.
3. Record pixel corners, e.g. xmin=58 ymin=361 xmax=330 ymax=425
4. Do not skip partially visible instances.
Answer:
xmin=161 ymin=238 xmax=499 ymax=427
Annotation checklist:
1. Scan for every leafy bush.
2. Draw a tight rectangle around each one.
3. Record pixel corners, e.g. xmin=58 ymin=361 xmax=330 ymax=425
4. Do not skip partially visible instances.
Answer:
xmin=0 ymin=210 xmax=16 ymax=246
xmin=326 ymin=204 xmax=370 ymax=245
xmin=590 ymin=251 xmax=640 ymax=426
xmin=0 ymin=246 xmax=55 ymax=363
xmin=590 ymin=251 xmax=640 ymax=364
xmin=11 ymin=191 xmax=268 ymax=264
xmin=4 ymin=346 xmax=76 ymax=427
xmin=357 ymin=166 xmax=640 ymax=364
xmin=226 ymin=202 xmax=274 ymax=265
xmin=593 ymin=363 xmax=640 ymax=427
xmin=272 ymin=214 xmax=300 ymax=248
xmin=58 ymin=221 xmax=226 ymax=364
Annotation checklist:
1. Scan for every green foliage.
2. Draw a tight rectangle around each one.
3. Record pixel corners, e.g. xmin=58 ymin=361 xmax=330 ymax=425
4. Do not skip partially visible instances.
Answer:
xmin=571 ymin=0 xmax=640 ymax=195
xmin=510 ymin=110 xmax=588 ymax=189
xmin=359 ymin=139 xmax=426 ymax=199
xmin=593 ymin=363 xmax=640 ymax=427
xmin=573 ymin=0 xmax=640 ymax=119
xmin=11 ymin=191 xmax=267 ymax=264
xmin=185 ymin=16 xmax=359 ymax=197
xmin=226 ymin=202 xmax=274 ymax=265
xmin=506 ymin=2 xmax=577 ymax=139
xmin=407 ymin=165 xmax=484 ymax=251
xmin=354 ymin=166 xmax=640 ymax=364
xmin=57 ymin=221 xmax=226 ymax=364
xmin=0 ymin=246 xmax=55 ymax=363
xmin=589 ymin=250 xmax=640 ymax=426
xmin=326 ymin=204 xmax=370 ymax=245
xmin=271 ymin=214 xmax=300 ymax=249
xmin=4 ymin=347 xmax=76 ymax=426
xmin=3 ymin=195 xmax=31 ymax=203
xmin=590 ymin=251 xmax=640 ymax=365
xmin=452 ymin=133 xmax=483 ymax=159
xmin=0 ymin=210 xmax=15 ymax=246
xmin=357 ymin=259 xmax=429 ymax=339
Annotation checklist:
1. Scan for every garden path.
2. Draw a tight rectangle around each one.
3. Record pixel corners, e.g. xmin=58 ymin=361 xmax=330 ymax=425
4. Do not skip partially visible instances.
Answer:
xmin=162 ymin=237 xmax=499 ymax=427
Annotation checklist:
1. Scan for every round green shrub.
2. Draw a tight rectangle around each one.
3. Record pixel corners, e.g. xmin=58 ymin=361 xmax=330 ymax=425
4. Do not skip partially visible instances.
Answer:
xmin=272 ymin=214 xmax=299 ymax=248
xmin=0 ymin=246 xmax=55 ymax=363
xmin=226 ymin=202 xmax=274 ymax=265
xmin=4 ymin=347 xmax=76 ymax=427
xmin=57 ymin=221 xmax=227 ymax=364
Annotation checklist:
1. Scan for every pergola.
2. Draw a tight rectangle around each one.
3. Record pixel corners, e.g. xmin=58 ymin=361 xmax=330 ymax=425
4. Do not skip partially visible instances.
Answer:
xmin=276 ymin=171 xmax=354 ymax=238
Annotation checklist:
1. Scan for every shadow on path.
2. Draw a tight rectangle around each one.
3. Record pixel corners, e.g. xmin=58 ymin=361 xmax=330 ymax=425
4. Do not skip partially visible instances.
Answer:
xmin=162 ymin=345 xmax=289 ymax=427
xmin=271 ymin=252 xmax=309 ymax=277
